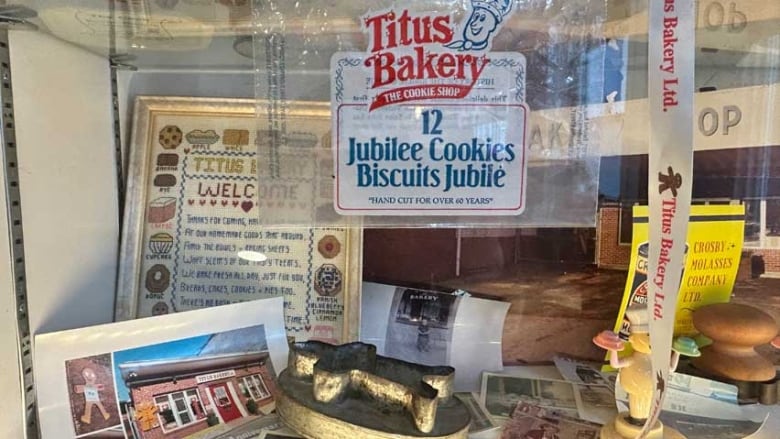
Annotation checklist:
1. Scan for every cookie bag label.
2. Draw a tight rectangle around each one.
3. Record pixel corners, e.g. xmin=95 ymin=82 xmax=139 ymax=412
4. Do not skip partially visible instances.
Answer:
xmin=331 ymin=0 xmax=527 ymax=216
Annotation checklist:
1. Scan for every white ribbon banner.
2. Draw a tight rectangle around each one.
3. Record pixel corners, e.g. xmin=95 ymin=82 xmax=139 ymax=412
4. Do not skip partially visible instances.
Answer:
xmin=643 ymin=0 xmax=695 ymax=437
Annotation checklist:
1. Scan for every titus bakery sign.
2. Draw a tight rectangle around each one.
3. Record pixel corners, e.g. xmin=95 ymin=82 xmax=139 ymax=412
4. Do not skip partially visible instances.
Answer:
xmin=363 ymin=2 xmax=511 ymax=110
xmin=332 ymin=0 xmax=527 ymax=215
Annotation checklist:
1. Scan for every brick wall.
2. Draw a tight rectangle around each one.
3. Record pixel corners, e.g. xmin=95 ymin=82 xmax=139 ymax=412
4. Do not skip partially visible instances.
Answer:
xmin=597 ymin=207 xmax=631 ymax=269
xmin=232 ymin=365 xmax=276 ymax=410
xmin=597 ymin=207 xmax=780 ymax=275
xmin=130 ymin=376 xmax=207 ymax=439
xmin=750 ymin=248 xmax=780 ymax=274
xmin=129 ymin=364 xmax=276 ymax=439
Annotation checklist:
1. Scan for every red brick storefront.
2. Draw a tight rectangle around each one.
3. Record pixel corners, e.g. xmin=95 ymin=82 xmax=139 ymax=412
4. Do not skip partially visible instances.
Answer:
xmin=596 ymin=207 xmax=632 ymax=270
xmin=596 ymin=206 xmax=780 ymax=274
xmin=120 ymin=352 xmax=276 ymax=439
xmin=749 ymin=248 xmax=780 ymax=276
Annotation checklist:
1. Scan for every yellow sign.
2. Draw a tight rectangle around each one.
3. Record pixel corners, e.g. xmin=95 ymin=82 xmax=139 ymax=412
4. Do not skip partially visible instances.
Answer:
xmin=613 ymin=204 xmax=745 ymax=338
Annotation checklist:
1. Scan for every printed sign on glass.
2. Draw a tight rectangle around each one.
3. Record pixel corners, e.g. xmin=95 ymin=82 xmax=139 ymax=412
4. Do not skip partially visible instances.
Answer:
xmin=331 ymin=0 xmax=528 ymax=215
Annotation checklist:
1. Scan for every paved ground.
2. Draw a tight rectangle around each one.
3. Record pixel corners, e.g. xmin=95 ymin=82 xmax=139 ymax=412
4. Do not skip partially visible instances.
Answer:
xmin=209 ymin=418 xmax=266 ymax=439
xmin=186 ymin=416 xmax=260 ymax=439
xmin=439 ymin=263 xmax=780 ymax=364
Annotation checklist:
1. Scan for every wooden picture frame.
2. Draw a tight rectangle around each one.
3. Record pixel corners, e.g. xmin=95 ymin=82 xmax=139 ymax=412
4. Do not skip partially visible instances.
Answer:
xmin=116 ymin=96 xmax=361 ymax=344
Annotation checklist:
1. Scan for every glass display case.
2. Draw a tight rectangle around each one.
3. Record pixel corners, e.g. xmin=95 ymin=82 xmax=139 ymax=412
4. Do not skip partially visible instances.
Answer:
xmin=0 ymin=0 xmax=778 ymax=438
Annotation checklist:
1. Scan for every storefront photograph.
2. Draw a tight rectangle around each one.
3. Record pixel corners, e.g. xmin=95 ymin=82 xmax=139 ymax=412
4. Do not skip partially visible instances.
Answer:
xmin=113 ymin=325 xmax=277 ymax=439
xmin=361 ymin=146 xmax=780 ymax=365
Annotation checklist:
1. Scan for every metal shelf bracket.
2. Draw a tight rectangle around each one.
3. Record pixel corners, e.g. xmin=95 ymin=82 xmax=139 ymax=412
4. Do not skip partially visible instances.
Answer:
xmin=0 ymin=27 xmax=38 ymax=439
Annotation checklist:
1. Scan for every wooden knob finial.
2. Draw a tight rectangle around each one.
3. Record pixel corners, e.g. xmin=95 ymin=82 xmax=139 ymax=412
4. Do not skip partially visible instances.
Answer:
xmin=692 ymin=303 xmax=779 ymax=382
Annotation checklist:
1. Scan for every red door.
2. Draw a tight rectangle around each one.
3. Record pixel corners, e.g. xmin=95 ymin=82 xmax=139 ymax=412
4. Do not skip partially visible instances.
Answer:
xmin=208 ymin=383 xmax=242 ymax=422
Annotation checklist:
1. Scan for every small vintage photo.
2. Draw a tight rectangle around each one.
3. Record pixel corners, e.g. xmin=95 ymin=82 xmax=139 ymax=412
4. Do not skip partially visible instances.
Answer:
xmin=577 ymin=385 xmax=614 ymax=409
xmin=482 ymin=373 xmax=578 ymax=419
xmin=259 ymin=432 xmax=302 ymax=439
xmin=501 ymin=413 xmax=599 ymax=439
xmin=65 ymin=353 xmax=122 ymax=438
xmin=552 ymin=356 xmax=614 ymax=390
xmin=575 ymin=366 xmax=609 ymax=387
xmin=484 ymin=374 xmax=532 ymax=418
xmin=112 ymin=324 xmax=277 ymax=439
xmin=384 ymin=288 xmax=461 ymax=366
xmin=662 ymin=412 xmax=762 ymax=439
xmin=572 ymin=383 xmax=617 ymax=425
xmin=453 ymin=392 xmax=497 ymax=434
xmin=501 ymin=415 xmax=562 ymax=439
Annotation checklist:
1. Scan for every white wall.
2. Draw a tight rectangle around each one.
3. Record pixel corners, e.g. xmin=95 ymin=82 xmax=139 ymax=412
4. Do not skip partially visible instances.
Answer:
xmin=9 ymin=30 xmax=119 ymax=335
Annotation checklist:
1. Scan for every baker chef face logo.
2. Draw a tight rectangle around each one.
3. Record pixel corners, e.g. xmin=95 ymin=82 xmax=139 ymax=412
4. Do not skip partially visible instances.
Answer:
xmin=447 ymin=0 xmax=514 ymax=51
